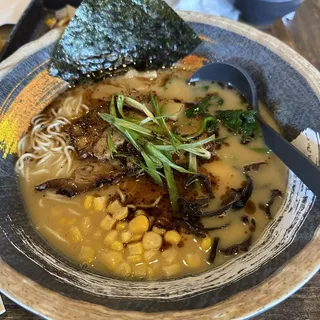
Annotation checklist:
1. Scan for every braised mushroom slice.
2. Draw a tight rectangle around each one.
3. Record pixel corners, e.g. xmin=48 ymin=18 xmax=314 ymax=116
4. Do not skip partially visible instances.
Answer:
xmin=35 ymin=160 xmax=125 ymax=197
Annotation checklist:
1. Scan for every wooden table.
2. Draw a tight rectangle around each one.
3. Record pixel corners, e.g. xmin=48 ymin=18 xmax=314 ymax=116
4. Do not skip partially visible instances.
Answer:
xmin=0 ymin=0 xmax=319 ymax=318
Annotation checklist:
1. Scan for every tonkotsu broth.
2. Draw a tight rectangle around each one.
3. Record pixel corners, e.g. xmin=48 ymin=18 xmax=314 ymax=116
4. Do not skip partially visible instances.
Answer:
xmin=18 ymin=68 xmax=287 ymax=279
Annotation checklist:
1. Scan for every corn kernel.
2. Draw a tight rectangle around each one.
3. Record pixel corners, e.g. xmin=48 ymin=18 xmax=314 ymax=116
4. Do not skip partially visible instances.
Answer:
xmin=120 ymin=230 xmax=132 ymax=243
xmin=142 ymin=231 xmax=163 ymax=250
xmin=69 ymin=226 xmax=82 ymax=243
xmin=111 ymin=240 xmax=124 ymax=251
xmin=132 ymin=263 xmax=147 ymax=277
xmin=59 ymin=217 xmax=67 ymax=225
xmin=144 ymin=250 xmax=159 ymax=263
xmin=92 ymin=228 xmax=103 ymax=240
xmin=94 ymin=196 xmax=107 ymax=211
xmin=162 ymin=264 xmax=181 ymax=277
xmin=129 ymin=233 xmax=143 ymax=242
xmin=127 ymin=254 xmax=143 ymax=264
xmin=151 ymin=261 xmax=162 ymax=274
xmin=185 ymin=253 xmax=202 ymax=268
xmin=80 ymin=216 xmax=92 ymax=236
xmin=150 ymin=261 xmax=162 ymax=274
xmin=113 ymin=207 xmax=129 ymax=220
xmin=162 ymin=247 xmax=178 ymax=263
xmin=99 ymin=214 xmax=116 ymax=231
xmin=79 ymin=245 xmax=95 ymax=263
xmin=146 ymin=266 xmax=155 ymax=279
xmin=135 ymin=209 xmax=146 ymax=216
xmin=107 ymin=200 xmax=123 ymax=214
xmin=129 ymin=215 xmax=149 ymax=234
xmin=127 ymin=242 xmax=144 ymax=255
xmin=117 ymin=262 xmax=132 ymax=277
xmin=101 ymin=251 xmax=123 ymax=269
xmin=66 ymin=217 xmax=77 ymax=226
xmin=152 ymin=226 xmax=166 ymax=235
xmin=116 ymin=221 xmax=128 ymax=231
xmin=103 ymin=230 xmax=118 ymax=246
xmin=164 ymin=230 xmax=181 ymax=245
xmin=200 ymin=236 xmax=212 ymax=251
xmin=84 ymin=195 xmax=93 ymax=210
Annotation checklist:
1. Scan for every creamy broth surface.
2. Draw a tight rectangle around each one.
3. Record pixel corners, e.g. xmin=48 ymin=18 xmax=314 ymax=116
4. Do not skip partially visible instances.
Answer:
xmin=18 ymin=69 xmax=287 ymax=279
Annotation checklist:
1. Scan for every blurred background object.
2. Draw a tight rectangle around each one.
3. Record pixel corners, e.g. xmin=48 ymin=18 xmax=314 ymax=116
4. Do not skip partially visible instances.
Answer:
xmin=235 ymin=0 xmax=304 ymax=26
xmin=0 ymin=0 xmax=31 ymax=26
xmin=166 ymin=0 xmax=304 ymax=25
xmin=165 ymin=0 xmax=240 ymax=20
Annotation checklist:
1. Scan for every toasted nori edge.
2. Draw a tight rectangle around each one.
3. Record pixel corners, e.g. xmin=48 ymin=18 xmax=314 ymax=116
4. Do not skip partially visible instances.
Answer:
xmin=50 ymin=0 xmax=202 ymax=83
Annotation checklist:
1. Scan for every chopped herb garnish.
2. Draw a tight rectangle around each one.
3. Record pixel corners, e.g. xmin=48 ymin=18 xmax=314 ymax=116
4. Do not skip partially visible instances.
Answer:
xmin=216 ymin=109 xmax=259 ymax=142
xmin=250 ymin=147 xmax=270 ymax=154
xmin=185 ymin=96 xmax=212 ymax=118
xmin=216 ymin=98 xmax=224 ymax=107
xmin=185 ymin=94 xmax=224 ymax=118
xmin=204 ymin=114 xmax=217 ymax=133
xmin=186 ymin=114 xmax=216 ymax=140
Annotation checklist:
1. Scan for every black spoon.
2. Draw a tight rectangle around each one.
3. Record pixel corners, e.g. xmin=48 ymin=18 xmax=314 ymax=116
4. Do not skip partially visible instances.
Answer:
xmin=189 ymin=62 xmax=320 ymax=197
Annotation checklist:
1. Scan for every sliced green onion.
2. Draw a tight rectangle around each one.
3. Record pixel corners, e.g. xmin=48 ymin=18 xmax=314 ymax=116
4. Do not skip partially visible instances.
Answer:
xmin=155 ymin=134 xmax=215 ymax=151
xmin=140 ymin=114 xmax=176 ymax=126
xmin=99 ymin=113 xmax=154 ymax=137
xmin=115 ymin=153 xmax=163 ymax=184
xmin=180 ymin=134 xmax=215 ymax=149
xmin=144 ymin=141 xmax=192 ymax=174
xmin=163 ymin=163 xmax=179 ymax=212
xmin=150 ymin=93 xmax=181 ymax=147
xmin=188 ymin=153 xmax=197 ymax=172
xmin=117 ymin=95 xmax=125 ymax=118
xmin=124 ymin=96 xmax=155 ymax=120
xmin=110 ymin=95 xmax=117 ymax=117
xmin=141 ymin=151 xmax=163 ymax=185
xmin=188 ymin=152 xmax=201 ymax=192
xmin=122 ymin=129 xmax=142 ymax=151
xmin=107 ymin=129 xmax=117 ymax=158
xmin=184 ymin=147 xmax=211 ymax=159
xmin=186 ymin=116 xmax=216 ymax=140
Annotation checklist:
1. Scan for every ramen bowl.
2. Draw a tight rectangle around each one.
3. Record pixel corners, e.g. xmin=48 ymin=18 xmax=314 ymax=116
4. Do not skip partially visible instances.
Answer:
xmin=0 ymin=12 xmax=319 ymax=319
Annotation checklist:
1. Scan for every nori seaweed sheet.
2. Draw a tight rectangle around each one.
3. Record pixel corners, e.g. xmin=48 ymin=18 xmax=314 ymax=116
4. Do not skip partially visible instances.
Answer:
xmin=50 ymin=0 xmax=202 ymax=83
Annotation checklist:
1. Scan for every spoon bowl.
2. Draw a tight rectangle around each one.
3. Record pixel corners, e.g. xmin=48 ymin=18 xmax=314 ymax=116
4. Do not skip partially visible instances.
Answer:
xmin=189 ymin=62 xmax=320 ymax=197
xmin=189 ymin=62 xmax=258 ymax=108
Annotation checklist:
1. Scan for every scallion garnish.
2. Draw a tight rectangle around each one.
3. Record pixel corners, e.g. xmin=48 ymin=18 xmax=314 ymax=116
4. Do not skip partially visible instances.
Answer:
xmin=107 ymin=129 xmax=117 ymax=158
xmin=99 ymin=93 xmax=217 ymax=211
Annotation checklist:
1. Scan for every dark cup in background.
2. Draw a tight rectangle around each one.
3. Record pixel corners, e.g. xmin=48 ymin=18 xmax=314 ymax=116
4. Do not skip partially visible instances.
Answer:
xmin=235 ymin=0 xmax=304 ymax=26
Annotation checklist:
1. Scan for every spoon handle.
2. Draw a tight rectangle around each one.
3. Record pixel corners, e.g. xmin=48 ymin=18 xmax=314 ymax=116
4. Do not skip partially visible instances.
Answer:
xmin=260 ymin=119 xmax=320 ymax=197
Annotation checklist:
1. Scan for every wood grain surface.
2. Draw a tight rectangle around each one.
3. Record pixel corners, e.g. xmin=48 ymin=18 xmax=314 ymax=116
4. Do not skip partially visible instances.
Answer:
xmin=0 ymin=0 xmax=319 ymax=318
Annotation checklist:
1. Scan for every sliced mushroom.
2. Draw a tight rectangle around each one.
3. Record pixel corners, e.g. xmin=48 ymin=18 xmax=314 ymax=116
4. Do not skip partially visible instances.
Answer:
xmin=220 ymin=235 xmax=252 ymax=256
xmin=35 ymin=160 xmax=124 ymax=197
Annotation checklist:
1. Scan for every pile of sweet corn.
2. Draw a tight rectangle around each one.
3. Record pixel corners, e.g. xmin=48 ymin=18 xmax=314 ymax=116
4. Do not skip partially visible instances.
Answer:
xmin=70 ymin=195 xmax=214 ymax=278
